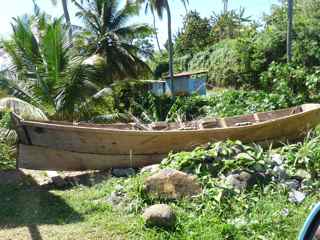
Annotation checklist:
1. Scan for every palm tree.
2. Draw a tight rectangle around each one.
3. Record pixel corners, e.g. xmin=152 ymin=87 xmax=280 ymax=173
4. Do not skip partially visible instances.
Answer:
xmin=287 ymin=0 xmax=293 ymax=63
xmin=47 ymin=0 xmax=73 ymax=41
xmin=223 ymin=0 xmax=228 ymax=13
xmin=137 ymin=0 xmax=189 ymax=90
xmin=72 ymin=0 xmax=152 ymax=81
xmin=0 ymin=14 xmax=107 ymax=120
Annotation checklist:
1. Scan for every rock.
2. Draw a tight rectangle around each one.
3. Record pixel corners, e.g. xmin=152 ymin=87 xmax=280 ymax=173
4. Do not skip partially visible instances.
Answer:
xmin=106 ymin=184 xmax=125 ymax=206
xmin=111 ymin=168 xmax=136 ymax=178
xmin=270 ymin=154 xmax=283 ymax=166
xmin=272 ymin=165 xmax=288 ymax=180
xmin=141 ymin=164 xmax=160 ymax=174
xmin=143 ymin=204 xmax=176 ymax=228
xmin=280 ymin=208 xmax=290 ymax=217
xmin=288 ymin=190 xmax=306 ymax=204
xmin=144 ymin=169 xmax=202 ymax=200
xmin=226 ymin=171 xmax=267 ymax=191
xmin=283 ymin=179 xmax=300 ymax=190
xmin=47 ymin=171 xmax=67 ymax=187
xmin=294 ymin=169 xmax=311 ymax=180
xmin=106 ymin=192 xmax=123 ymax=206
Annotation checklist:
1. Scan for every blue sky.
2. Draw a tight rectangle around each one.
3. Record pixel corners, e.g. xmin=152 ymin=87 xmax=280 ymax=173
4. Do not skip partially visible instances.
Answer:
xmin=0 ymin=0 xmax=281 ymax=46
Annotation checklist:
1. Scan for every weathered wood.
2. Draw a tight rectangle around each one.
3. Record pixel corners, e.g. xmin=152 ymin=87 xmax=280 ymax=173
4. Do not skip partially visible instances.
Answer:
xmin=19 ymin=144 xmax=165 ymax=171
xmin=14 ymin=103 xmax=320 ymax=171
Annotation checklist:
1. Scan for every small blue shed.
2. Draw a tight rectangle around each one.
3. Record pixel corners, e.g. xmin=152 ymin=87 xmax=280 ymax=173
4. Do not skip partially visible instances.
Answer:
xmin=141 ymin=80 xmax=166 ymax=96
xmin=164 ymin=70 xmax=208 ymax=96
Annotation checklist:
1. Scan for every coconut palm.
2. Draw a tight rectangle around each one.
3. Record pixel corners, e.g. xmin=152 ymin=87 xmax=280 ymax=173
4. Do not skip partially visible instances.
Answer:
xmin=0 ymin=14 xmax=108 ymax=121
xmin=287 ymin=0 xmax=293 ymax=62
xmin=137 ymin=0 xmax=189 ymax=88
xmin=48 ymin=0 xmax=73 ymax=41
xmin=72 ymin=0 xmax=152 ymax=81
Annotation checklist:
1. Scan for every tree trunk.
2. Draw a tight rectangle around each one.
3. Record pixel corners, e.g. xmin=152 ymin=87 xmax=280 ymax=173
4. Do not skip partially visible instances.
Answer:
xmin=61 ymin=0 xmax=73 ymax=42
xmin=165 ymin=0 xmax=174 ymax=94
xmin=287 ymin=0 xmax=293 ymax=63
xmin=152 ymin=12 xmax=163 ymax=54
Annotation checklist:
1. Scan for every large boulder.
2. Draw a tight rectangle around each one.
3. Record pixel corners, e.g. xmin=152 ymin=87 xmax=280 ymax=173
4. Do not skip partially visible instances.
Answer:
xmin=141 ymin=164 xmax=160 ymax=174
xmin=143 ymin=204 xmax=176 ymax=228
xmin=144 ymin=169 xmax=202 ymax=200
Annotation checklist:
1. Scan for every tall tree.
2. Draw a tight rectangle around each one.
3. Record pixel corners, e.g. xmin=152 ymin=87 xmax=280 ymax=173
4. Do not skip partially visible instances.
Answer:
xmin=0 ymin=14 xmax=107 ymax=120
xmin=49 ymin=0 xmax=73 ymax=41
xmin=72 ymin=0 xmax=152 ymax=81
xmin=138 ymin=0 xmax=189 ymax=91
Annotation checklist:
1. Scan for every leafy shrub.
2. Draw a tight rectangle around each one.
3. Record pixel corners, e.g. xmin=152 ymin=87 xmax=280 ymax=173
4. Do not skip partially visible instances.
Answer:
xmin=0 ymin=143 xmax=15 ymax=171
xmin=161 ymin=140 xmax=265 ymax=178
xmin=203 ymin=89 xmax=301 ymax=118
xmin=280 ymin=132 xmax=320 ymax=178
xmin=103 ymin=87 xmax=302 ymax=124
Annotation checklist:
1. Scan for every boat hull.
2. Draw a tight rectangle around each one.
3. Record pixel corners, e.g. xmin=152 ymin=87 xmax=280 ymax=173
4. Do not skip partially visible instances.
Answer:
xmin=14 ymin=103 xmax=320 ymax=171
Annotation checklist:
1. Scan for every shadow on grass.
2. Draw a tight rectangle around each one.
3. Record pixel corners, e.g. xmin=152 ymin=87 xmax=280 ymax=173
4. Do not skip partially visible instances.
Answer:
xmin=0 ymin=170 xmax=84 ymax=240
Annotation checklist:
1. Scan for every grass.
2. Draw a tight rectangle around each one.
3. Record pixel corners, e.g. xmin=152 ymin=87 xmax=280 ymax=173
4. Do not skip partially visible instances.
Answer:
xmin=0 ymin=173 xmax=318 ymax=240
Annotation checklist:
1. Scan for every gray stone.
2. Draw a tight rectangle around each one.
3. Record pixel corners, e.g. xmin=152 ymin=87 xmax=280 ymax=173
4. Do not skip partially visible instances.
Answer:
xmin=288 ymin=190 xmax=306 ymax=204
xmin=143 ymin=204 xmax=176 ymax=228
xmin=272 ymin=165 xmax=288 ymax=180
xmin=106 ymin=192 xmax=123 ymax=206
xmin=270 ymin=154 xmax=283 ymax=166
xmin=106 ymin=185 xmax=125 ymax=206
xmin=284 ymin=179 xmax=300 ymax=190
xmin=226 ymin=171 xmax=267 ymax=191
xmin=141 ymin=164 xmax=160 ymax=174
xmin=111 ymin=168 xmax=136 ymax=178
xmin=144 ymin=169 xmax=202 ymax=200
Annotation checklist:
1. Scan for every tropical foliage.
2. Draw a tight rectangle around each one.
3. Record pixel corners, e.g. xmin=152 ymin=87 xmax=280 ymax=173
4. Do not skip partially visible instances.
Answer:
xmin=72 ymin=0 xmax=153 ymax=80
xmin=0 ymin=13 xmax=111 ymax=120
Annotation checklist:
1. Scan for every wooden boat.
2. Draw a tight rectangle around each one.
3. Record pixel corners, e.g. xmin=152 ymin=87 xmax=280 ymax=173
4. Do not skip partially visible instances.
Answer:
xmin=12 ymin=103 xmax=320 ymax=171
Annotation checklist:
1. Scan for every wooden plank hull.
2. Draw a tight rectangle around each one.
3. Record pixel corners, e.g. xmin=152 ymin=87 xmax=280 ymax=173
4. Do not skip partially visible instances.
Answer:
xmin=14 ymin=103 xmax=320 ymax=171
xmin=18 ymin=144 xmax=165 ymax=171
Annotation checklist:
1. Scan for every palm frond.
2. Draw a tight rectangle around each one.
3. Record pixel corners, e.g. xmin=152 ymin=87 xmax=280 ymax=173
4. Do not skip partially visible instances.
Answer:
xmin=0 ymin=97 xmax=48 ymax=121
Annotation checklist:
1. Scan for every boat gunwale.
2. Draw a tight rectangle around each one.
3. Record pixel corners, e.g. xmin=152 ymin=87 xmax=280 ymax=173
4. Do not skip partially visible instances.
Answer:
xmin=18 ymin=103 xmax=320 ymax=135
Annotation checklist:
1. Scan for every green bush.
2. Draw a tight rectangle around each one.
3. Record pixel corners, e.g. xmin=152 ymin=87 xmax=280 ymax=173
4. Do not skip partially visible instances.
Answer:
xmin=103 ymin=87 xmax=303 ymax=123
xmin=0 ymin=143 xmax=15 ymax=171
xmin=161 ymin=140 xmax=265 ymax=178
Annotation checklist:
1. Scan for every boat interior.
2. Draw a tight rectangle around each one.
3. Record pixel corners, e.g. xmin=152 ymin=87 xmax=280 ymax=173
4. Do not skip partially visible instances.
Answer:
xmin=20 ymin=105 xmax=314 ymax=131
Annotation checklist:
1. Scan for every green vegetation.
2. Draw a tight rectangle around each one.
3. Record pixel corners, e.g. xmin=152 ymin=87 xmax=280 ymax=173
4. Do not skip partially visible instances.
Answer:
xmin=1 ymin=134 xmax=320 ymax=239
xmin=1 ymin=0 xmax=320 ymax=239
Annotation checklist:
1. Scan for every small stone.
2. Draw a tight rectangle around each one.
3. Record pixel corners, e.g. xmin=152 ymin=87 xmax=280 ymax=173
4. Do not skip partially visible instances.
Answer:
xmin=280 ymin=208 xmax=290 ymax=217
xmin=141 ymin=164 xmax=160 ymax=174
xmin=111 ymin=168 xmax=136 ymax=178
xmin=288 ymin=190 xmax=306 ymax=204
xmin=226 ymin=171 xmax=267 ymax=191
xmin=272 ymin=165 xmax=288 ymax=180
xmin=143 ymin=204 xmax=176 ymax=228
xmin=114 ymin=184 xmax=124 ymax=193
xmin=106 ymin=192 xmax=123 ymax=206
xmin=144 ymin=169 xmax=202 ymax=200
xmin=284 ymin=179 xmax=300 ymax=190
xmin=271 ymin=154 xmax=283 ymax=166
